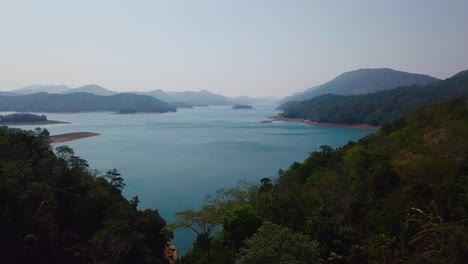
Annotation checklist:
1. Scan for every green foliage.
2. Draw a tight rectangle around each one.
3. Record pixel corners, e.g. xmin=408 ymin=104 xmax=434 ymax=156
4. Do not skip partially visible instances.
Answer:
xmin=222 ymin=204 xmax=262 ymax=248
xmin=0 ymin=113 xmax=47 ymax=123
xmin=281 ymin=70 xmax=468 ymax=125
xmin=236 ymin=222 xmax=320 ymax=264
xmin=33 ymin=127 xmax=50 ymax=139
xmin=105 ymin=168 xmax=126 ymax=193
xmin=0 ymin=127 xmax=170 ymax=263
xmin=181 ymin=100 xmax=468 ymax=264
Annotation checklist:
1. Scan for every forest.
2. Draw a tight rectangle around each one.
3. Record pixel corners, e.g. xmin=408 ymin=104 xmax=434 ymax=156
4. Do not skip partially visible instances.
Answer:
xmin=0 ymin=92 xmax=176 ymax=113
xmin=0 ymin=100 xmax=467 ymax=263
xmin=280 ymin=70 xmax=468 ymax=126
xmin=0 ymin=127 xmax=171 ymax=263
xmin=0 ymin=113 xmax=47 ymax=123
xmin=174 ymin=100 xmax=468 ymax=264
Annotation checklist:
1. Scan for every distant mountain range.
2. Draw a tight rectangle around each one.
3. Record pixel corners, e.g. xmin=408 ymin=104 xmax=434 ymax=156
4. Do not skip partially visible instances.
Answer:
xmin=133 ymin=89 xmax=277 ymax=106
xmin=279 ymin=69 xmax=468 ymax=126
xmin=0 ymin=93 xmax=176 ymax=113
xmin=7 ymin=85 xmax=277 ymax=107
xmin=277 ymin=68 xmax=440 ymax=105
xmin=12 ymin=84 xmax=116 ymax=96
xmin=63 ymin=84 xmax=116 ymax=96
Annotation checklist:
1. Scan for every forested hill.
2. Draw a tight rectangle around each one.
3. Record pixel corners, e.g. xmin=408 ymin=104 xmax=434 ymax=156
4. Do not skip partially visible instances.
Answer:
xmin=175 ymin=100 xmax=468 ymax=264
xmin=0 ymin=127 xmax=172 ymax=263
xmin=0 ymin=92 xmax=176 ymax=113
xmin=280 ymin=69 xmax=468 ymax=126
xmin=277 ymin=68 xmax=439 ymax=104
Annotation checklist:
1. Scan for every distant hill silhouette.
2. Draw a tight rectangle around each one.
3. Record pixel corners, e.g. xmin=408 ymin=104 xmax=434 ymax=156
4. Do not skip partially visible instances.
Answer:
xmin=64 ymin=84 xmax=116 ymax=96
xmin=9 ymin=85 xmax=278 ymax=106
xmin=0 ymin=91 xmax=18 ymax=96
xmin=12 ymin=84 xmax=71 ymax=94
xmin=0 ymin=92 xmax=176 ymax=113
xmin=135 ymin=89 xmax=278 ymax=106
xmin=277 ymin=68 xmax=440 ymax=105
xmin=280 ymin=69 xmax=468 ymax=125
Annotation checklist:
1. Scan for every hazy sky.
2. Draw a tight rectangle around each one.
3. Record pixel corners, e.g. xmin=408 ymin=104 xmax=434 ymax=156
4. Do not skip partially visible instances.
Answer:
xmin=1 ymin=0 xmax=467 ymax=97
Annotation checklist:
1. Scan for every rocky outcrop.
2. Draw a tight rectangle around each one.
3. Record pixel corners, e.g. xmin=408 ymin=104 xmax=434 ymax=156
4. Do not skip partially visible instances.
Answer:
xmin=164 ymin=241 xmax=180 ymax=264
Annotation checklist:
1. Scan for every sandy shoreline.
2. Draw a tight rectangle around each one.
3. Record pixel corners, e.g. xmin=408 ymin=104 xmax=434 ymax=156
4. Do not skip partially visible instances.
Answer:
xmin=267 ymin=116 xmax=380 ymax=130
xmin=49 ymin=132 xmax=101 ymax=143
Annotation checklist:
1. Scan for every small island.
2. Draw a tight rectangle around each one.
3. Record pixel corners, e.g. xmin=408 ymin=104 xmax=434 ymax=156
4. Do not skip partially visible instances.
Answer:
xmin=232 ymin=104 xmax=253 ymax=109
xmin=0 ymin=113 xmax=68 ymax=125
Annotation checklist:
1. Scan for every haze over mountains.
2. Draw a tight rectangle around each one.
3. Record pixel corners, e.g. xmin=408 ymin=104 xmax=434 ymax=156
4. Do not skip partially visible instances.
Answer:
xmin=8 ymin=85 xmax=278 ymax=106
xmin=0 ymin=92 xmax=176 ymax=113
xmin=12 ymin=84 xmax=72 ymax=94
xmin=277 ymin=68 xmax=440 ymax=104
xmin=2 ymin=68 xmax=458 ymax=115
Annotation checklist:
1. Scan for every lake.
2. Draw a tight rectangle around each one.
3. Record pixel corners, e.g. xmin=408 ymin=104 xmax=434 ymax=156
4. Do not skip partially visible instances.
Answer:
xmin=6 ymin=105 xmax=374 ymax=253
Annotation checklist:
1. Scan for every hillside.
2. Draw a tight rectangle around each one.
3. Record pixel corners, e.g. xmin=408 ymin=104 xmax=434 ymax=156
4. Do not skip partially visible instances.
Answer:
xmin=176 ymin=100 xmax=468 ymax=263
xmin=279 ymin=69 xmax=468 ymax=126
xmin=0 ymin=91 xmax=18 ymax=96
xmin=8 ymin=85 xmax=278 ymax=106
xmin=165 ymin=90 xmax=232 ymax=106
xmin=64 ymin=84 xmax=116 ymax=96
xmin=11 ymin=84 xmax=71 ymax=94
xmin=136 ymin=89 xmax=278 ymax=106
xmin=0 ymin=92 xmax=176 ymax=113
xmin=278 ymin=68 xmax=440 ymax=105
xmin=0 ymin=127 xmax=172 ymax=263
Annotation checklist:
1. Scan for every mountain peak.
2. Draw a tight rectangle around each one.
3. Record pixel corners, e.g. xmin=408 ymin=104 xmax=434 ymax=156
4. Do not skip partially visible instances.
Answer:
xmin=278 ymin=68 xmax=440 ymax=104
xmin=65 ymin=84 xmax=116 ymax=96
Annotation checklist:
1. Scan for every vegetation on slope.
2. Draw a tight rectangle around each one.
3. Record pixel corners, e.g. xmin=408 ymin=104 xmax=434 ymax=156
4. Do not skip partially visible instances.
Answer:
xmin=0 ymin=92 xmax=176 ymax=113
xmin=174 ymin=100 xmax=468 ymax=264
xmin=280 ymin=70 xmax=468 ymax=125
xmin=277 ymin=68 xmax=440 ymax=104
xmin=0 ymin=127 xmax=171 ymax=263
xmin=0 ymin=113 xmax=47 ymax=123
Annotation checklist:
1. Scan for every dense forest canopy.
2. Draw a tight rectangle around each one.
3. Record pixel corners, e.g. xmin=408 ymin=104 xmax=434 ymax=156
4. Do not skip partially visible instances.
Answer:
xmin=0 ymin=127 xmax=171 ymax=263
xmin=0 ymin=113 xmax=47 ymax=123
xmin=175 ymin=100 xmax=468 ymax=264
xmin=279 ymin=69 xmax=468 ymax=126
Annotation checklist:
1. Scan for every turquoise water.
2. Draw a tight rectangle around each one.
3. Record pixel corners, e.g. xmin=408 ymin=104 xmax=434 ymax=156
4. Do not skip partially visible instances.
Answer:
xmin=6 ymin=105 xmax=374 ymax=253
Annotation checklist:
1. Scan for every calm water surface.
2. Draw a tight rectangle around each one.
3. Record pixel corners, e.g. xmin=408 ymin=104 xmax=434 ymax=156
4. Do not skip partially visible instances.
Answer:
xmin=7 ymin=105 xmax=374 ymax=253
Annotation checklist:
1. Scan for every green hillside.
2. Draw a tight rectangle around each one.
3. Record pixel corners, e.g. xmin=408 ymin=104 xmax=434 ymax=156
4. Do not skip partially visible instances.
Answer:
xmin=277 ymin=68 xmax=439 ymax=104
xmin=280 ymin=70 xmax=468 ymax=126
xmin=175 ymin=100 xmax=468 ymax=264
xmin=0 ymin=92 xmax=176 ymax=113
xmin=0 ymin=127 xmax=171 ymax=263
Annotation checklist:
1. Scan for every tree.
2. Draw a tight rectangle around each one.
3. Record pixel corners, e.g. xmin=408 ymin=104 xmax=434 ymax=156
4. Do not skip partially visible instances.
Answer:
xmin=39 ymin=128 xmax=50 ymax=139
xmin=236 ymin=222 xmax=320 ymax=264
xmin=172 ymin=205 xmax=221 ymax=263
xmin=222 ymin=204 xmax=262 ymax=248
xmin=105 ymin=169 xmax=125 ymax=193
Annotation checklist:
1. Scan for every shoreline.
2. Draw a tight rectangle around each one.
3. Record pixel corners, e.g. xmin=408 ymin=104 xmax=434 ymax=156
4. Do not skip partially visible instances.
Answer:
xmin=0 ymin=120 xmax=70 ymax=126
xmin=48 ymin=132 xmax=101 ymax=143
xmin=267 ymin=116 xmax=380 ymax=130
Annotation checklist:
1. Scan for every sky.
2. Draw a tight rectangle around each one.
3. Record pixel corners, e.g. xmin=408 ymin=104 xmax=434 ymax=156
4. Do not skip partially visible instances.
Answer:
xmin=0 ymin=0 xmax=467 ymax=97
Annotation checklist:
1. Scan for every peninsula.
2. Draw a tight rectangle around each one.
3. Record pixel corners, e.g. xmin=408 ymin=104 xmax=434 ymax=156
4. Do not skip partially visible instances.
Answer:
xmin=0 ymin=113 xmax=69 ymax=125
xmin=48 ymin=132 xmax=101 ymax=143
xmin=267 ymin=116 xmax=380 ymax=130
